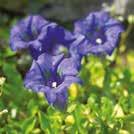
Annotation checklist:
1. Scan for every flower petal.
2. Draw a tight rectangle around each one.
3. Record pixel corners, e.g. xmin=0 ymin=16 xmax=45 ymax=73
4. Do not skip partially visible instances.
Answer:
xmin=10 ymin=15 xmax=49 ymax=52
xmin=74 ymin=10 xmax=124 ymax=56
xmin=57 ymin=57 xmax=79 ymax=76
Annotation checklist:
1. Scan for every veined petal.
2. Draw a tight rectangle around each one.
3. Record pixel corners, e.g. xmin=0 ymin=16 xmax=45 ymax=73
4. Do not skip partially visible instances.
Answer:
xmin=57 ymin=57 xmax=79 ymax=76
xmin=10 ymin=15 xmax=49 ymax=55
xmin=74 ymin=10 xmax=124 ymax=56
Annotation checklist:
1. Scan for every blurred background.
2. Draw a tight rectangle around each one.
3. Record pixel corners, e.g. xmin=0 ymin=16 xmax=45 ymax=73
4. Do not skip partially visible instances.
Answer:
xmin=0 ymin=0 xmax=134 ymax=133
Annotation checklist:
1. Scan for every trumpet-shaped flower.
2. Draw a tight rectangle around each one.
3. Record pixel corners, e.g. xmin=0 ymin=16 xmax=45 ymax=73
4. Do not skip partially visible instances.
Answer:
xmin=10 ymin=15 xmax=77 ymax=59
xmin=74 ymin=11 xmax=124 ymax=55
xmin=24 ymin=53 xmax=81 ymax=109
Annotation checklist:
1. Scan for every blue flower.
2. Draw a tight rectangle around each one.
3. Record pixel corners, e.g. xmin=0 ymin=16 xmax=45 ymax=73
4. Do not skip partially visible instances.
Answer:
xmin=37 ymin=25 xmax=75 ymax=57
xmin=10 ymin=15 xmax=50 ymax=52
xmin=10 ymin=15 xmax=78 ymax=60
xmin=74 ymin=11 xmax=124 ymax=55
xmin=24 ymin=53 xmax=81 ymax=109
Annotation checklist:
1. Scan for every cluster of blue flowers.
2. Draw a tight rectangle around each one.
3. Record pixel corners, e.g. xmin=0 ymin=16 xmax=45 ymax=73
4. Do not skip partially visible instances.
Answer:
xmin=10 ymin=11 xmax=123 ymax=109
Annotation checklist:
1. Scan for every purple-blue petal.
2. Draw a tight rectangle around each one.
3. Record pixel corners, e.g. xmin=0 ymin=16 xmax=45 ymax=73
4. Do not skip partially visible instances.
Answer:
xmin=10 ymin=15 xmax=49 ymax=51
xmin=57 ymin=57 xmax=79 ymax=76
xmin=74 ymin=10 xmax=124 ymax=55
xmin=24 ymin=52 xmax=81 ymax=108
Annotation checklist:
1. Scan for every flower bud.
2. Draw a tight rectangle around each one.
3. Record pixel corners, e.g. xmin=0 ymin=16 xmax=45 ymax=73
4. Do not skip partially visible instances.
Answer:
xmin=69 ymin=83 xmax=78 ymax=100
xmin=0 ymin=77 xmax=6 ymax=86
xmin=65 ymin=115 xmax=75 ymax=125
xmin=128 ymin=15 xmax=134 ymax=24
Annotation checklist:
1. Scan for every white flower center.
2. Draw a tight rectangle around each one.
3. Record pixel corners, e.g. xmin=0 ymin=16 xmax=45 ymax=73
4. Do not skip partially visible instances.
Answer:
xmin=52 ymin=82 xmax=57 ymax=88
xmin=39 ymin=47 xmax=42 ymax=51
xmin=96 ymin=38 xmax=102 ymax=44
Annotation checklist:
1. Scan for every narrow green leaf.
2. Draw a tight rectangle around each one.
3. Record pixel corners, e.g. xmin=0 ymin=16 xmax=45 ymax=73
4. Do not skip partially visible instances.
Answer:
xmin=38 ymin=111 xmax=51 ymax=133
xmin=22 ymin=116 xmax=36 ymax=134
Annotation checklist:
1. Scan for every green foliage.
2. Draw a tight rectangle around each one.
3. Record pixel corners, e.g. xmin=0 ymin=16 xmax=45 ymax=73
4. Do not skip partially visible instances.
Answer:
xmin=22 ymin=116 xmax=36 ymax=134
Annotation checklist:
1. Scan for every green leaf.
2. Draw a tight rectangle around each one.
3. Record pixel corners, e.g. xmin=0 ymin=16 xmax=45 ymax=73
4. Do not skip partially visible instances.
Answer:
xmin=2 ymin=63 xmax=23 ymax=87
xmin=72 ymin=105 xmax=86 ymax=134
xmin=38 ymin=111 xmax=51 ymax=133
xmin=103 ymin=67 xmax=112 ymax=90
xmin=27 ymin=100 xmax=39 ymax=116
xmin=100 ymin=97 xmax=113 ymax=120
xmin=22 ymin=116 xmax=36 ymax=134
xmin=123 ymin=114 xmax=134 ymax=122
